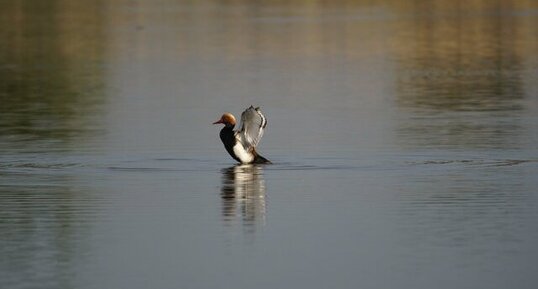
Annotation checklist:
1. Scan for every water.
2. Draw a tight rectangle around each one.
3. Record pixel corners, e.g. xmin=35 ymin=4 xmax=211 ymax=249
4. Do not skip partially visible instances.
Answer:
xmin=1 ymin=1 xmax=538 ymax=288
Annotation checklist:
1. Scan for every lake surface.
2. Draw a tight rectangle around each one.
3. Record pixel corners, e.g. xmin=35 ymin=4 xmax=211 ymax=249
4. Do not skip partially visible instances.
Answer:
xmin=1 ymin=1 xmax=538 ymax=288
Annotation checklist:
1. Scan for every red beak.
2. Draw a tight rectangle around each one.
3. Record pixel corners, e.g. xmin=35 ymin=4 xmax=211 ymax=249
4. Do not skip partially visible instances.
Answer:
xmin=212 ymin=119 xmax=223 ymax=124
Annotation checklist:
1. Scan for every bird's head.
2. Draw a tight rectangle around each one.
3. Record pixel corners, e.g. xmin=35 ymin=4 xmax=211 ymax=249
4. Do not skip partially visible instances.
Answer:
xmin=213 ymin=113 xmax=236 ymax=127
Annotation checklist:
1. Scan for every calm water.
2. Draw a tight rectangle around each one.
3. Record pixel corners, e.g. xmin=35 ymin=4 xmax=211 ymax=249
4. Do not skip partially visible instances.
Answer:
xmin=1 ymin=1 xmax=538 ymax=288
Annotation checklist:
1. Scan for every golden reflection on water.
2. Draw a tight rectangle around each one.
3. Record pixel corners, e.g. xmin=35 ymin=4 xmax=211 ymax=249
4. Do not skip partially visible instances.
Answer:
xmin=393 ymin=0 xmax=532 ymax=112
xmin=390 ymin=0 xmax=537 ymax=150
xmin=1 ymin=0 xmax=536 ymax=152
xmin=221 ymin=165 xmax=266 ymax=229
xmin=0 ymin=1 xmax=106 ymax=151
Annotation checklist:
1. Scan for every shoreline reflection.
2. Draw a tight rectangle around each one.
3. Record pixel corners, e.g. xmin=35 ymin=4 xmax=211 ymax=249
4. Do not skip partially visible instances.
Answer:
xmin=220 ymin=165 xmax=266 ymax=229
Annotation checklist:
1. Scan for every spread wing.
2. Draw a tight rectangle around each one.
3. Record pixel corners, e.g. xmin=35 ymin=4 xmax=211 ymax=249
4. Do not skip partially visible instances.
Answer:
xmin=237 ymin=106 xmax=267 ymax=150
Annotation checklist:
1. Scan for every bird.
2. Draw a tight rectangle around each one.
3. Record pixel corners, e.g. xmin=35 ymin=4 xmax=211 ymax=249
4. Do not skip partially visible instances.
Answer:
xmin=213 ymin=106 xmax=271 ymax=164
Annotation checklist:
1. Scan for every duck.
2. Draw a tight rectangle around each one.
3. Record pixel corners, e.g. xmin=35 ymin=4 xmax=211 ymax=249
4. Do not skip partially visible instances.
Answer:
xmin=213 ymin=106 xmax=271 ymax=164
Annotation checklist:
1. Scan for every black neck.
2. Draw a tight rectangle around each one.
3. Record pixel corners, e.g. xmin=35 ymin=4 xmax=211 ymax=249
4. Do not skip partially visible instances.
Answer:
xmin=219 ymin=126 xmax=241 ymax=162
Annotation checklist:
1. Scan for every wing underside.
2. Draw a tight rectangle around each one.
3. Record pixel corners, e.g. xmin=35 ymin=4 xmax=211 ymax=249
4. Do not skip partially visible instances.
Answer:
xmin=238 ymin=106 xmax=267 ymax=151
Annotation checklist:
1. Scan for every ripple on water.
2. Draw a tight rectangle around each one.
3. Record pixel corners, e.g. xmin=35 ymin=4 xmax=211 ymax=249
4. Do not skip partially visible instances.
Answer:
xmin=407 ymin=158 xmax=538 ymax=167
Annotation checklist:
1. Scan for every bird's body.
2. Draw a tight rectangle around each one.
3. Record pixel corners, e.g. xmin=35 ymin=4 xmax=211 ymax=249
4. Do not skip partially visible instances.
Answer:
xmin=214 ymin=106 xmax=270 ymax=164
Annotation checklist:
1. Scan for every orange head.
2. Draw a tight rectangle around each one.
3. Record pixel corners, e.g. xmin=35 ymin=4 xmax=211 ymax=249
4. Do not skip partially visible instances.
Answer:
xmin=212 ymin=113 xmax=236 ymax=127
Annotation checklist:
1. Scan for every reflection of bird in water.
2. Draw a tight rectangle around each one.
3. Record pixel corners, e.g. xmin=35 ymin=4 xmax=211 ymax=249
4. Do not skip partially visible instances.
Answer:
xmin=221 ymin=164 xmax=266 ymax=228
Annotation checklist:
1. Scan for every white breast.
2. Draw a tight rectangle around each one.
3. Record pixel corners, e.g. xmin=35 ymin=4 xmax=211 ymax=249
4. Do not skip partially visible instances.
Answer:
xmin=232 ymin=142 xmax=254 ymax=164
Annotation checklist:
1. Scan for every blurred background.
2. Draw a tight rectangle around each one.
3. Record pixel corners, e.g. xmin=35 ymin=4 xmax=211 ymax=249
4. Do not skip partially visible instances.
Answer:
xmin=1 ymin=1 xmax=537 ymax=289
